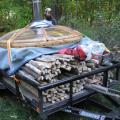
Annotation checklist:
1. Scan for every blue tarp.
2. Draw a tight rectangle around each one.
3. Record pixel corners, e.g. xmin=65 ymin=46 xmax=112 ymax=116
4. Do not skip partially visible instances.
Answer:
xmin=0 ymin=40 xmax=82 ymax=76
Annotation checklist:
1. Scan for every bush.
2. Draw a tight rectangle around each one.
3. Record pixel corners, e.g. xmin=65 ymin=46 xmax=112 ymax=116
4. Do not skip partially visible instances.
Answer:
xmin=0 ymin=0 xmax=32 ymax=32
xmin=59 ymin=16 xmax=96 ymax=39
xmin=93 ymin=16 xmax=120 ymax=48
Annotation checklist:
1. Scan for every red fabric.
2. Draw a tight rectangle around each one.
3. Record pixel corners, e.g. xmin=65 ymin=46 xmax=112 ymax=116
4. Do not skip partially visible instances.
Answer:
xmin=58 ymin=48 xmax=73 ymax=55
xmin=58 ymin=46 xmax=86 ymax=60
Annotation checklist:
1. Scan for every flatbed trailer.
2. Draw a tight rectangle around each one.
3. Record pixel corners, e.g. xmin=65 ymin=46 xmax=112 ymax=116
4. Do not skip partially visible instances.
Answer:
xmin=0 ymin=61 xmax=120 ymax=120
xmin=0 ymin=0 xmax=120 ymax=119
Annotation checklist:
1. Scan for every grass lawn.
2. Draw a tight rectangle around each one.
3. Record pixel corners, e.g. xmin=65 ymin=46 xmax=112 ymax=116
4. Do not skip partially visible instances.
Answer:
xmin=0 ymin=90 xmax=87 ymax=120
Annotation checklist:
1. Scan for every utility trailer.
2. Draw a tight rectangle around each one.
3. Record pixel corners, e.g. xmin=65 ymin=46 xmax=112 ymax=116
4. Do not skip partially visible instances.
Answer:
xmin=0 ymin=61 xmax=120 ymax=120
xmin=0 ymin=0 xmax=120 ymax=120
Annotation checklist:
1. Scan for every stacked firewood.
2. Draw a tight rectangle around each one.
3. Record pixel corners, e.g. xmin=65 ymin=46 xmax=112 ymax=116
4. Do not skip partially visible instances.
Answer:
xmin=17 ymin=54 xmax=103 ymax=104
xmin=42 ymin=79 xmax=86 ymax=104
xmin=18 ymin=54 xmax=75 ymax=84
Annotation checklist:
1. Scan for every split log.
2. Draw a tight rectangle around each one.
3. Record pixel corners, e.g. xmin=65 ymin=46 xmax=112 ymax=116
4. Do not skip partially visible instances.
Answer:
xmin=34 ymin=60 xmax=55 ymax=68
xmin=21 ymin=66 xmax=39 ymax=79
xmin=29 ymin=60 xmax=46 ymax=70
xmin=18 ymin=70 xmax=35 ymax=80
xmin=25 ymin=63 xmax=42 ymax=75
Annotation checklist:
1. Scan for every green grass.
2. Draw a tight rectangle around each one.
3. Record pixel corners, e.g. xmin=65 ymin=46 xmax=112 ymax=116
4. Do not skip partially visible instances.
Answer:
xmin=0 ymin=91 xmax=82 ymax=120
xmin=0 ymin=95 xmax=32 ymax=120
xmin=0 ymin=96 xmax=87 ymax=120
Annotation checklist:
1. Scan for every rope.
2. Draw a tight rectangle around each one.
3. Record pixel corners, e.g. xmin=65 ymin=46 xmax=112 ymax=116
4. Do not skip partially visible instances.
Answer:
xmin=7 ymin=32 xmax=19 ymax=67
xmin=7 ymin=26 xmax=29 ymax=68
xmin=6 ymin=25 xmax=47 ymax=69
xmin=42 ymin=28 xmax=48 ymax=41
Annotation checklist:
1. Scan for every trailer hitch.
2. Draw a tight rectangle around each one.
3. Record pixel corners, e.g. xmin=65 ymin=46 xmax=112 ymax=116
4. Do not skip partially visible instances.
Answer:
xmin=85 ymin=84 xmax=120 ymax=99
xmin=63 ymin=106 xmax=120 ymax=120
xmin=64 ymin=106 xmax=106 ymax=120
